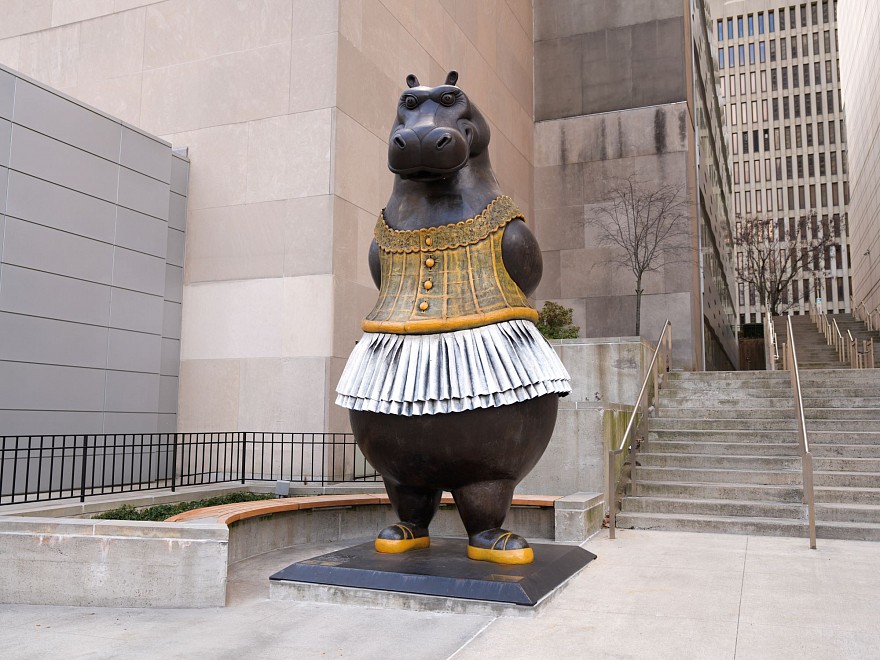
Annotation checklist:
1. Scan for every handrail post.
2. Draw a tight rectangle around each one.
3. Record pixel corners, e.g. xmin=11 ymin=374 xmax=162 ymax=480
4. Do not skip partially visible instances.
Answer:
xmin=804 ymin=453 xmax=817 ymax=549
xmin=79 ymin=435 xmax=89 ymax=503
xmin=608 ymin=449 xmax=617 ymax=539
xmin=170 ymin=433 xmax=177 ymax=492
xmin=240 ymin=432 xmax=247 ymax=484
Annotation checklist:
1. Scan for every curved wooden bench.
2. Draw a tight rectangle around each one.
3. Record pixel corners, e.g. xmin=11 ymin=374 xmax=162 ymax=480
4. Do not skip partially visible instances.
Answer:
xmin=166 ymin=493 xmax=561 ymax=526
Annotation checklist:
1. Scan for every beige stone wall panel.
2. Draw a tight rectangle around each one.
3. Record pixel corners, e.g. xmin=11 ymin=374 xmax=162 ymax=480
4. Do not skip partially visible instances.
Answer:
xmin=51 ymin=0 xmax=116 ymax=27
xmin=0 ymin=0 xmax=53 ymax=40
xmin=17 ymin=23 xmax=80 ymax=89
xmin=63 ymin=71 xmax=143 ymax=126
xmin=245 ymin=109 xmax=333 ymax=203
xmin=291 ymin=0 xmax=339 ymax=36
xmin=167 ymin=123 xmax=249 ymax=210
xmin=0 ymin=37 xmax=22 ymax=69
xmin=177 ymin=358 xmax=241 ymax=431
xmin=331 ymin=195 xmax=377 ymax=289
xmin=238 ymin=356 xmax=327 ymax=432
xmin=142 ymin=0 xmax=292 ymax=70
xmin=333 ymin=109 xmax=392 ymax=212
xmin=289 ymin=31 xmax=338 ymax=113
xmin=280 ymin=274 xmax=334 ymax=358
xmin=180 ymin=278 xmax=286 ymax=360
xmin=78 ymin=7 xmax=145 ymax=81
xmin=141 ymin=41 xmax=291 ymax=135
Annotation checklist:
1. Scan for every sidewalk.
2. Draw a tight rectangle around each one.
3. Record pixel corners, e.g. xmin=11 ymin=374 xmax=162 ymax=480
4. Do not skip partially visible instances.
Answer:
xmin=2 ymin=529 xmax=879 ymax=659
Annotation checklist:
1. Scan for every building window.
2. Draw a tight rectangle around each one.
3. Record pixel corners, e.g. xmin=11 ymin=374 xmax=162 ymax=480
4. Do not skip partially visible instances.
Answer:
xmin=783 ymin=97 xmax=790 ymax=119
xmin=806 ymin=124 xmax=814 ymax=146
xmin=829 ymin=121 xmax=836 ymax=144
xmin=718 ymin=19 xmax=724 ymax=42
xmin=780 ymin=8 xmax=786 ymax=30
xmin=811 ymin=2 xmax=818 ymax=26
xmin=770 ymin=10 xmax=776 ymax=32
xmin=743 ymin=131 xmax=749 ymax=154
xmin=759 ymin=41 xmax=766 ymax=63
xmin=731 ymin=104 xmax=737 ymax=125
xmin=774 ymin=127 xmax=780 ymax=149
xmin=803 ymin=63 xmax=810 ymax=86
xmin=719 ymin=48 xmax=725 ymax=69
xmin=786 ymin=156 xmax=793 ymax=179
xmin=754 ymin=159 xmax=762 ymax=182
xmin=827 ymin=89 xmax=834 ymax=112
xmin=781 ymin=37 xmax=787 ymax=60
xmin=782 ymin=67 xmax=789 ymax=89
xmin=767 ymin=189 xmax=774 ymax=211
xmin=776 ymin=157 xmax=783 ymax=180
xmin=800 ymin=5 xmax=807 ymax=28
xmin=750 ymin=72 xmax=757 ymax=93
xmin=814 ymin=61 xmax=822 ymax=84
xmin=784 ymin=126 xmax=791 ymax=148
xmin=761 ymin=70 xmax=767 ymax=92
xmin=752 ymin=100 xmax=758 ymax=122
xmin=796 ymin=125 xmax=803 ymax=148
xmin=840 ymin=119 xmax=846 ymax=142
xmin=825 ymin=60 xmax=832 ymax=83
xmin=808 ymin=153 xmax=815 ymax=177
xmin=771 ymin=68 xmax=778 ymax=90
xmin=812 ymin=32 xmax=820 ymax=57
xmin=762 ymin=100 xmax=769 ymax=121
xmin=765 ymin=157 xmax=772 ymax=179
xmin=759 ymin=12 xmax=765 ymax=34
xmin=732 ymin=132 xmax=739 ymax=154
xmin=824 ymin=31 xmax=831 ymax=54
xmin=794 ymin=95 xmax=800 ymax=119
xmin=753 ymin=129 xmax=760 ymax=152
xmin=730 ymin=75 xmax=736 ymax=96
xmin=793 ymin=66 xmax=799 ymax=88
xmin=819 ymin=152 xmax=826 ymax=175
xmin=734 ymin=161 xmax=740 ymax=183
xmin=770 ymin=39 xmax=777 ymax=61
xmin=749 ymin=14 xmax=755 ymax=36
xmin=773 ymin=97 xmax=779 ymax=120
xmin=830 ymin=151 xmax=837 ymax=175
xmin=822 ymin=1 xmax=829 ymax=23
xmin=729 ymin=46 xmax=735 ymax=67
xmin=729 ymin=18 xmax=734 ymax=39
xmin=739 ymin=44 xmax=745 ymax=65
xmin=791 ymin=37 xmax=798 ymax=59
xmin=738 ymin=16 xmax=744 ymax=38
xmin=797 ymin=155 xmax=803 ymax=179
xmin=805 ymin=94 xmax=812 ymax=116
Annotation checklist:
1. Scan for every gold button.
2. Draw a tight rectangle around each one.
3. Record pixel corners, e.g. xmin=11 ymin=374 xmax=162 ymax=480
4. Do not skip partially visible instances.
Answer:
xmin=419 ymin=301 xmax=429 ymax=311
xmin=425 ymin=237 xmax=432 ymax=246
xmin=425 ymin=258 xmax=435 ymax=268
xmin=424 ymin=280 xmax=433 ymax=290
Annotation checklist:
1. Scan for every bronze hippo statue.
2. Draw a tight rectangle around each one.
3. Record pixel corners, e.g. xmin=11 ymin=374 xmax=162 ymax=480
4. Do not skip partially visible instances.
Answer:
xmin=336 ymin=72 xmax=570 ymax=564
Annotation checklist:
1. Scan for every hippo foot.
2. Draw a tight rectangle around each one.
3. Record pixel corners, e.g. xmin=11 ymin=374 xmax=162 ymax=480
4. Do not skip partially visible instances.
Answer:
xmin=374 ymin=522 xmax=430 ymax=554
xmin=466 ymin=528 xmax=534 ymax=565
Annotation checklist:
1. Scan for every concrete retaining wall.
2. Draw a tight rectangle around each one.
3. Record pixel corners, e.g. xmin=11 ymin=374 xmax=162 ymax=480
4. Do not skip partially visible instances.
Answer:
xmin=0 ymin=517 xmax=227 ymax=607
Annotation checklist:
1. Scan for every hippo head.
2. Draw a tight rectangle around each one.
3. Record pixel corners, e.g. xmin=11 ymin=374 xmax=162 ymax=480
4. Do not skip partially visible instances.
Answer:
xmin=388 ymin=71 xmax=490 ymax=181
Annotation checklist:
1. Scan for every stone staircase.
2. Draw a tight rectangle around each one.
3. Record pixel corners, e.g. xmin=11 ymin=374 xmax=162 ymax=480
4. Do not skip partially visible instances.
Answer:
xmin=779 ymin=312 xmax=880 ymax=369
xmin=615 ymin=369 xmax=880 ymax=541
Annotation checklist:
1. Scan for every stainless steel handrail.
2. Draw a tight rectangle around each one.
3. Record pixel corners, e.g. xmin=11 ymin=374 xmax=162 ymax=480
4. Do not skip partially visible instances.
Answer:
xmin=607 ymin=320 xmax=672 ymax=539
xmin=784 ymin=316 xmax=817 ymax=549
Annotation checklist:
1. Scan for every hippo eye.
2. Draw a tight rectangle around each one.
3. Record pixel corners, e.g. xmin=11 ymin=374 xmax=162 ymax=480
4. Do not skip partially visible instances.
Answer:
xmin=403 ymin=95 xmax=418 ymax=109
xmin=440 ymin=92 xmax=456 ymax=106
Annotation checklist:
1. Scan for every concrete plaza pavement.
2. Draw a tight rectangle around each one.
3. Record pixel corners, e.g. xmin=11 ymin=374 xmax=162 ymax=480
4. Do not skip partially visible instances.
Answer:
xmin=2 ymin=529 xmax=879 ymax=659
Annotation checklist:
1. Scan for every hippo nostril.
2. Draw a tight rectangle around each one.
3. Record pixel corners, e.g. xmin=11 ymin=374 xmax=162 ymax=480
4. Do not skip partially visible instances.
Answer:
xmin=436 ymin=134 xmax=452 ymax=150
xmin=393 ymin=136 xmax=406 ymax=150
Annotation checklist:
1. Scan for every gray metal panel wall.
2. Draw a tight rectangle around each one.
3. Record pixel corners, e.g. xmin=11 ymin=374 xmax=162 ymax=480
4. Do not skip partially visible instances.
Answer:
xmin=0 ymin=65 xmax=189 ymax=436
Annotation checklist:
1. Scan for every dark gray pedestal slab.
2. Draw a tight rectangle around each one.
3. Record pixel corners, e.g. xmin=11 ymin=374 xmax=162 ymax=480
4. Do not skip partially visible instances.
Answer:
xmin=269 ymin=538 xmax=596 ymax=615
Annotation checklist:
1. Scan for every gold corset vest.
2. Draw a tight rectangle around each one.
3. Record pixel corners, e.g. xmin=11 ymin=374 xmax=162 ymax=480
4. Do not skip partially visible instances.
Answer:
xmin=362 ymin=196 xmax=539 ymax=334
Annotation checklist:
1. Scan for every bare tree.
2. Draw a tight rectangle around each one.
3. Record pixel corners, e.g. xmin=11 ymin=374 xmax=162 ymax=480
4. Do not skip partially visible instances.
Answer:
xmin=586 ymin=176 xmax=691 ymax=336
xmin=735 ymin=212 xmax=838 ymax=316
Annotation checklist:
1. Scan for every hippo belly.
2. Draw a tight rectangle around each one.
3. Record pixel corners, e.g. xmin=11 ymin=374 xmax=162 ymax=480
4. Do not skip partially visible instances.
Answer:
xmin=349 ymin=394 xmax=558 ymax=491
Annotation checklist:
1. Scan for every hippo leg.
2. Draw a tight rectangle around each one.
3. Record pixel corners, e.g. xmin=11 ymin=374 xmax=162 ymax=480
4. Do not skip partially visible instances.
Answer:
xmin=451 ymin=479 xmax=533 ymax=565
xmin=375 ymin=479 xmax=442 ymax=554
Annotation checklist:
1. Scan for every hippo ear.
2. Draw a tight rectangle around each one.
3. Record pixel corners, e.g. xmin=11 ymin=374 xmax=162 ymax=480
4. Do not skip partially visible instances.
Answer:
xmin=445 ymin=70 xmax=459 ymax=86
xmin=406 ymin=74 xmax=420 ymax=88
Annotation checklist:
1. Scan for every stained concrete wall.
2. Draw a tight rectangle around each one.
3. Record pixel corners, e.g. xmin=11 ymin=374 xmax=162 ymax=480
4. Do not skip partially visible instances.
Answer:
xmin=0 ymin=64 xmax=188 ymax=435
xmin=534 ymin=0 xmax=687 ymax=120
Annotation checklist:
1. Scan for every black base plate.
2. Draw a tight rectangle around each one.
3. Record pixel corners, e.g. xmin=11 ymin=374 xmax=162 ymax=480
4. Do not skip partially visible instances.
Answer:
xmin=269 ymin=538 xmax=596 ymax=606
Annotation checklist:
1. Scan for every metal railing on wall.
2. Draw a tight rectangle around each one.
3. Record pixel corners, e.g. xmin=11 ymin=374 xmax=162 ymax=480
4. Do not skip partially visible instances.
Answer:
xmin=0 ymin=432 xmax=378 ymax=506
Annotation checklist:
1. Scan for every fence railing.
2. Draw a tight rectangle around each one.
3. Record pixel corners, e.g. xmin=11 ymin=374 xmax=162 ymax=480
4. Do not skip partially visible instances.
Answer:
xmin=607 ymin=320 xmax=672 ymax=539
xmin=0 ymin=432 xmax=378 ymax=506
xmin=764 ymin=311 xmax=779 ymax=370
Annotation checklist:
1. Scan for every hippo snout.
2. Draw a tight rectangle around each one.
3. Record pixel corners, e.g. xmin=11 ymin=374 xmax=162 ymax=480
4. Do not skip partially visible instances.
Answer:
xmin=388 ymin=125 xmax=469 ymax=178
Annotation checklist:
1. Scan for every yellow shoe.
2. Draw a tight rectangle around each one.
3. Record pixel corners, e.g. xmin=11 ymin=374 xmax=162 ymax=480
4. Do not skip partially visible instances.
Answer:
xmin=467 ymin=530 xmax=534 ymax=565
xmin=374 ymin=523 xmax=430 ymax=554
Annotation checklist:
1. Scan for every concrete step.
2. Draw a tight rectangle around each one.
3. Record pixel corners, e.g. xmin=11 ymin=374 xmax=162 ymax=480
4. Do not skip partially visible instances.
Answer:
xmin=621 ymin=496 xmax=805 ymax=519
xmin=815 ymin=503 xmax=880 ymax=524
xmin=645 ymin=440 xmax=800 ymax=456
xmin=636 ymin=452 xmax=799 ymax=471
xmin=813 ymin=458 xmax=880 ymax=473
xmin=815 ymin=487 xmax=880 ymax=505
xmin=816 ymin=520 xmax=880 ymax=542
xmin=633 ymin=466 xmax=801 ymax=485
xmin=811 ymin=444 xmax=880 ymax=458
xmin=659 ymin=407 xmax=880 ymax=420
xmin=650 ymin=418 xmax=880 ymax=431
xmin=649 ymin=429 xmax=880 ymax=445
xmin=631 ymin=480 xmax=803 ymax=503
xmin=815 ymin=471 xmax=880 ymax=488
xmin=661 ymin=396 xmax=880 ymax=409
xmin=615 ymin=511 xmax=810 ymax=537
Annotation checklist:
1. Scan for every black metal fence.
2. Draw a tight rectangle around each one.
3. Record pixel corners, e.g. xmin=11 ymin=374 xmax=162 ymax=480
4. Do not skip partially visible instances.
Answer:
xmin=0 ymin=432 xmax=379 ymax=506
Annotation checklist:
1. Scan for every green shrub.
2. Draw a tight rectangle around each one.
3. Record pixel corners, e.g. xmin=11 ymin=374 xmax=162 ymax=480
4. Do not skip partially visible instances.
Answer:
xmin=93 ymin=491 xmax=274 ymax=522
xmin=537 ymin=301 xmax=579 ymax=339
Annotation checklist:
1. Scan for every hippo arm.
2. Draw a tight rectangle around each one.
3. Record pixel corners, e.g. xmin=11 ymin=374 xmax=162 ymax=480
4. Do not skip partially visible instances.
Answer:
xmin=501 ymin=219 xmax=542 ymax=297
xmin=367 ymin=220 xmax=542 ymax=296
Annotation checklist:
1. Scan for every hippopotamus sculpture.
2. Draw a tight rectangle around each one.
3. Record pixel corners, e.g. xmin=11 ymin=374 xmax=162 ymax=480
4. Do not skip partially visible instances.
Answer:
xmin=336 ymin=72 xmax=570 ymax=565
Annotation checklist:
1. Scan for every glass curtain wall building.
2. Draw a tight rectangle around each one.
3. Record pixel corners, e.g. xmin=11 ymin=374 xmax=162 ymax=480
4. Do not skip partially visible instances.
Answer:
xmin=710 ymin=0 xmax=851 ymax=322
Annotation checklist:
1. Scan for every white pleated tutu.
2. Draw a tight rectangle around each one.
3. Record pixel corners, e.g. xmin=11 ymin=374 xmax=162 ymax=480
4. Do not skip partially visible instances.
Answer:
xmin=335 ymin=319 xmax=571 ymax=416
